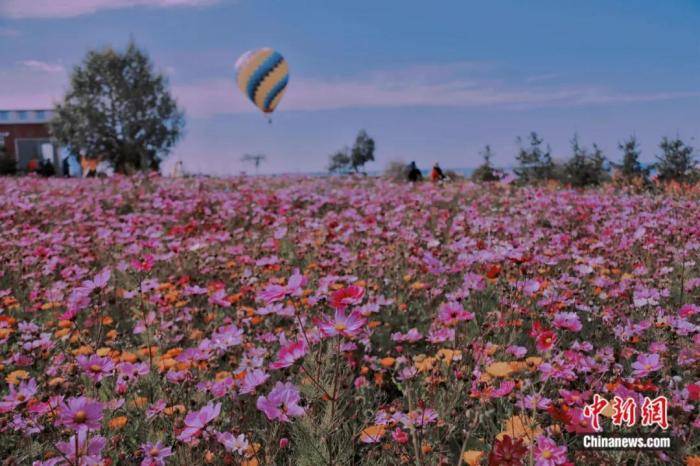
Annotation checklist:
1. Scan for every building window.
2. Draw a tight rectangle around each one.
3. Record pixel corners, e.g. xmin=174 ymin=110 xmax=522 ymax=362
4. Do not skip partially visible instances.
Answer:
xmin=35 ymin=110 xmax=45 ymax=120
xmin=0 ymin=111 xmax=8 ymax=121
xmin=18 ymin=111 xmax=27 ymax=120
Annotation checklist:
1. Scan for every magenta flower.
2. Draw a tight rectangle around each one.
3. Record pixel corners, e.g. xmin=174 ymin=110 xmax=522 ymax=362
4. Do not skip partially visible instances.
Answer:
xmin=552 ymin=311 xmax=582 ymax=332
xmin=176 ymin=402 xmax=221 ymax=443
xmin=256 ymin=381 xmax=305 ymax=422
xmin=140 ymin=441 xmax=173 ymax=466
xmin=270 ymin=340 xmax=306 ymax=370
xmin=77 ymin=354 xmax=115 ymax=382
xmin=0 ymin=377 xmax=37 ymax=413
xmin=318 ymin=309 xmax=366 ymax=339
xmin=437 ymin=301 xmax=474 ymax=326
xmin=238 ymin=369 xmax=270 ymax=395
xmin=57 ymin=396 xmax=103 ymax=431
xmin=631 ymin=353 xmax=662 ymax=378
xmin=55 ymin=430 xmax=106 ymax=465
xmin=533 ymin=435 xmax=568 ymax=466
xmin=329 ymin=285 xmax=365 ymax=311
xmin=257 ymin=269 xmax=305 ymax=304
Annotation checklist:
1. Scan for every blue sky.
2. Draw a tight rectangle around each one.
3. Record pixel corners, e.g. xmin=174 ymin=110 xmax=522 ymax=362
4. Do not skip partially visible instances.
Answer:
xmin=1 ymin=0 xmax=699 ymax=174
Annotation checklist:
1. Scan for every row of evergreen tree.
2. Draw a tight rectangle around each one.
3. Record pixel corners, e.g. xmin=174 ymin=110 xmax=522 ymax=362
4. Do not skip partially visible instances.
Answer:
xmin=472 ymin=133 xmax=698 ymax=186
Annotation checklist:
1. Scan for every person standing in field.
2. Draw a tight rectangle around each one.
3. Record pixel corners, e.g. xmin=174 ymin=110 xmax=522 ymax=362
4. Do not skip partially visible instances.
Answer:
xmin=430 ymin=162 xmax=446 ymax=182
xmin=407 ymin=161 xmax=423 ymax=182
xmin=81 ymin=156 xmax=98 ymax=177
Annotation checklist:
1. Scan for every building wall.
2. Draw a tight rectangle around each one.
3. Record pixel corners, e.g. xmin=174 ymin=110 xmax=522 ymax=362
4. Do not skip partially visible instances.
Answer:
xmin=0 ymin=123 xmax=52 ymax=160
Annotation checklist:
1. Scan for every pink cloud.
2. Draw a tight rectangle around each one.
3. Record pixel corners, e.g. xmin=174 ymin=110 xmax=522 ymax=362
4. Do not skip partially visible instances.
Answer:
xmin=0 ymin=0 xmax=220 ymax=19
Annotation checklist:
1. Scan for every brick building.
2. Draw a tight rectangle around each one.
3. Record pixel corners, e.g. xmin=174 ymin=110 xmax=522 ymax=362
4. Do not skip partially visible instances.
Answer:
xmin=0 ymin=109 xmax=60 ymax=171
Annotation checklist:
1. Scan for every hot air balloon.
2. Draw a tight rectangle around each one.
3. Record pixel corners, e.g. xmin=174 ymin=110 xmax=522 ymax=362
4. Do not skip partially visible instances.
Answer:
xmin=235 ymin=48 xmax=289 ymax=120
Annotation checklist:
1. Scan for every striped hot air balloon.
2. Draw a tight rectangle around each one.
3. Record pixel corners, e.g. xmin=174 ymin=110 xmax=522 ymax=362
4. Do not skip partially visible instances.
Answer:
xmin=235 ymin=48 xmax=289 ymax=117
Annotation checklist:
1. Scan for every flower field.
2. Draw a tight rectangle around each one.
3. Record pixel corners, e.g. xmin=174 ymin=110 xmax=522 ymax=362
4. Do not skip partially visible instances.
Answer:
xmin=0 ymin=175 xmax=698 ymax=465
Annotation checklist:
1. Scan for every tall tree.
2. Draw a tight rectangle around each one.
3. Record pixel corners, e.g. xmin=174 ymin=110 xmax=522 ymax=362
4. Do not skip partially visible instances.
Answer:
xmin=328 ymin=130 xmax=375 ymax=174
xmin=613 ymin=135 xmax=649 ymax=183
xmin=563 ymin=134 xmax=609 ymax=187
xmin=514 ymin=132 xmax=554 ymax=183
xmin=51 ymin=42 xmax=184 ymax=174
xmin=655 ymin=136 xmax=697 ymax=183
xmin=349 ymin=130 xmax=375 ymax=173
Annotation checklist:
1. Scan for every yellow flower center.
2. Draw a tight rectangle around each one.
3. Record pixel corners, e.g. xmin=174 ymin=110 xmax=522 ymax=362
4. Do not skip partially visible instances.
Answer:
xmin=542 ymin=450 xmax=553 ymax=459
xmin=644 ymin=364 xmax=652 ymax=371
xmin=149 ymin=447 xmax=160 ymax=456
xmin=334 ymin=323 xmax=347 ymax=331
xmin=90 ymin=364 xmax=103 ymax=372
xmin=74 ymin=410 xmax=88 ymax=423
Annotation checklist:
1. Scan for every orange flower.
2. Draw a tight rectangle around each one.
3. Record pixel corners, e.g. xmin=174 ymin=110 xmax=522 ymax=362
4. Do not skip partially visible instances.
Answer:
xmin=108 ymin=416 xmax=128 ymax=429
xmin=359 ymin=425 xmax=386 ymax=443
xmin=462 ymin=451 xmax=483 ymax=466
xmin=485 ymin=362 xmax=514 ymax=378
xmin=6 ymin=370 xmax=29 ymax=385
xmin=379 ymin=357 xmax=396 ymax=368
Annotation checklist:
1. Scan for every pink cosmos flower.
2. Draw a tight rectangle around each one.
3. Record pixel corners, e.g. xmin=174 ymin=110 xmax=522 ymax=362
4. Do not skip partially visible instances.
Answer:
xmin=391 ymin=428 xmax=409 ymax=444
xmin=77 ymin=355 xmax=115 ymax=382
xmin=679 ymin=303 xmax=699 ymax=318
xmin=404 ymin=408 xmax=438 ymax=428
xmin=55 ymin=430 xmax=106 ymax=466
xmin=208 ymin=288 xmax=231 ymax=308
xmin=533 ymin=435 xmax=568 ymax=466
xmin=631 ymin=353 xmax=662 ymax=378
xmin=437 ymin=302 xmax=474 ymax=326
xmin=216 ymin=432 xmax=249 ymax=455
xmin=492 ymin=380 xmax=516 ymax=398
xmin=140 ymin=442 xmax=173 ymax=466
xmin=176 ymin=402 xmax=221 ymax=443
xmin=329 ymin=285 xmax=365 ymax=311
xmin=238 ymin=369 xmax=270 ymax=395
xmin=0 ymin=377 xmax=37 ymax=413
xmin=256 ymin=381 xmax=305 ymax=422
xmin=392 ymin=328 xmax=423 ymax=343
xmin=146 ymin=400 xmax=167 ymax=419
xmin=535 ymin=330 xmax=557 ymax=353
xmin=318 ymin=309 xmax=366 ymax=339
xmin=57 ymin=396 xmax=103 ymax=431
xmin=552 ymin=312 xmax=582 ymax=332
xmin=257 ymin=269 xmax=306 ymax=304
xmin=564 ymin=407 xmax=596 ymax=434
xmin=270 ymin=340 xmax=306 ymax=370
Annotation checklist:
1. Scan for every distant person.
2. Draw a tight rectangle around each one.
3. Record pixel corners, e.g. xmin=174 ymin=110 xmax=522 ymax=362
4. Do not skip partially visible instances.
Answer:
xmin=62 ymin=156 xmax=70 ymax=177
xmin=27 ymin=158 xmax=39 ymax=173
xmin=407 ymin=161 xmax=422 ymax=182
xmin=430 ymin=162 xmax=446 ymax=182
xmin=39 ymin=159 xmax=55 ymax=177
xmin=171 ymin=160 xmax=184 ymax=178
xmin=81 ymin=157 xmax=98 ymax=178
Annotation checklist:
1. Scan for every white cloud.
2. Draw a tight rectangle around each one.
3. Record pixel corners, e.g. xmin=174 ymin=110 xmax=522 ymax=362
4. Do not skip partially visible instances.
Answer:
xmin=20 ymin=60 xmax=65 ymax=74
xmin=0 ymin=0 xmax=221 ymax=19
xmin=173 ymin=64 xmax=700 ymax=118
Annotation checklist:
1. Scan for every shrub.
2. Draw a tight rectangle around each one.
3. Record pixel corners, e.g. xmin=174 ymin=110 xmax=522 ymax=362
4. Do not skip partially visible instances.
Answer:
xmin=655 ymin=136 xmax=698 ymax=183
xmin=471 ymin=145 xmax=503 ymax=182
xmin=383 ymin=160 xmax=408 ymax=181
xmin=562 ymin=135 xmax=610 ymax=187
xmin=514 ymin=132 xmax=554 ymax=184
